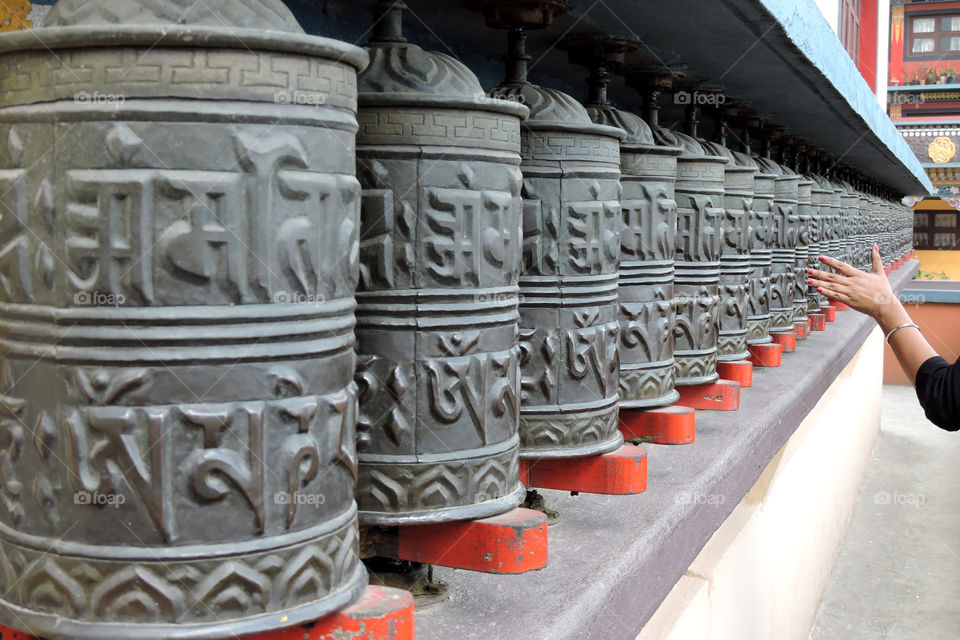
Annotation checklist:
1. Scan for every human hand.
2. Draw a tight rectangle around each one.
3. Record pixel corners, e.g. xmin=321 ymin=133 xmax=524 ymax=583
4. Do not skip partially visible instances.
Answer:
xmin=807 ymin=244 xmax=900 ymax=325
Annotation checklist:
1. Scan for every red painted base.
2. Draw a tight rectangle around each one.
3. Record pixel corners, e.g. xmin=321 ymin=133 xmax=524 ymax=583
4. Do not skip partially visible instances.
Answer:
xmin=0 ymin=625 xmax=33 ymax=639
xmin=808 ymin=313 xmax=826 ymax=331
xmin=716 ymin=360 xmax=753 ymax=388
xmin=674 ymin=379 xmax=741 ymax=411
xmin=396 ymin=508 xmax=548 ymax=574
xmin=748 ymin=342 xmax=783 ymax=367
xmin=831 ymin=301 xmax=850 ymax=311
xmin=0 ymin=587 xmax=417 ymax=640
xmin=520 ymin=445 xmax=648 ymax=495
xmin=267 ymin=586 xmax=413 ymax=640
xmin=794 ymin=320 xmax=810 ymax=339
xmin=820 ymin=305 xmax=837 ymax=322
xmin=771 ymin=331 xmax=796 ymax=352
xmin=619 ymin=405 xmax=696 ymax=445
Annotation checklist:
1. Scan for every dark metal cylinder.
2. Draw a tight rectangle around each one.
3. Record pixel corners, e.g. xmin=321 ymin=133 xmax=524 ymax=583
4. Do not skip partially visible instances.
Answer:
xmin=353 ymin=13 xmax=528 ymax=523
xmin=793 ymin=174 xmax=813 ymax=324
xmin=746 ymin=162 xmax=776 ymax=345
xmin=839 ymin=182 xmax=859 ymax=267
xmin=767 ymin=164 xmax=800 ymax=334
xmin=0 ymin=1 xmax=371 ymax=638
xmin=672 ymin=133 xmax=726 ymax=384
xmin=808 ymin=176 xmax=832 ymax=311
xmin=701 ymin=143 xmax=754 ymax=362
xmin=588 ymin=106 xmax=681 ymax=408
xmin=493 ymin=80 xmax=625 ymax=458
xmin=827 ymin=181 xmax=845 ymax=261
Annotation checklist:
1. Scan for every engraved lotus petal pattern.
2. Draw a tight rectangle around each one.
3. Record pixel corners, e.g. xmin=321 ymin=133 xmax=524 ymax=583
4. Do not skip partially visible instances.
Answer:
xmin=45 ymin=0 xmax=304 ymax=32
xmin=359 ymin=43 xmax=484 ymax=98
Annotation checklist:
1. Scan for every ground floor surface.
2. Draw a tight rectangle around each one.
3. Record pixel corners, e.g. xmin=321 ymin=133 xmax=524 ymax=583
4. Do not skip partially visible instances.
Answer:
xmin=811 ymin=384 xmax=960 ymax=639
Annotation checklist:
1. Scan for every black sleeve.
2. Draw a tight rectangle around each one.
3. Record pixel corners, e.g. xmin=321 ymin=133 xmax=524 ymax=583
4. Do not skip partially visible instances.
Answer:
xmin=915 ymin=356 xmax=960 ymax=432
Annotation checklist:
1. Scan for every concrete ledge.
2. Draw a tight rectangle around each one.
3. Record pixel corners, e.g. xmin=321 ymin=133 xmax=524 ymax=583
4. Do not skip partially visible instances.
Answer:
xmin=416 ymin=260 xmax=919 ymax=640
xmin=900 ymin=281 xmax=960 ymax=304
xmin=640 ymin=328 xmax=884 ymax=639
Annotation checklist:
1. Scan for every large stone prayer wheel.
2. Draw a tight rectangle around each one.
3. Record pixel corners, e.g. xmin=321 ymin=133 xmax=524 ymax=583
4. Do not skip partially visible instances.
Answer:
xmin=589 ymin=105 xmax=681 ymax=408
xmin=672 ymin=133 xmax=726 ymax=384
xmin=793 ymin=174 xmax=814 ymax=325
xmin=0 ymin=1 xmax=370 ymax=638
xmin=746 ymin=159 xmax=776 ymax=345
xmin=493 ymin=76 xmax=625 ymax=458
xmin=769 ymin=164 xmax=800 ymax=334
xmin=701 ymin=142 xmax=754 ymax=362
xmin=353 ymin=3 xmax=528 ymax=523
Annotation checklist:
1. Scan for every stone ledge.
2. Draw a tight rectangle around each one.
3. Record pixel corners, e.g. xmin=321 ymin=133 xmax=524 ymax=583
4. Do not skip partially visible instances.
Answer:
xmin=416 ymin=260 xmax=919 ymax=640
xmin=900 ymin=280 xmax=960 ymax=304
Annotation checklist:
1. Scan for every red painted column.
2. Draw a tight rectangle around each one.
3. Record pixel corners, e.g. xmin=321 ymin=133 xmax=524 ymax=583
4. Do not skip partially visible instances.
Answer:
xmin=858 ymin=0 xmax=879 ymax=91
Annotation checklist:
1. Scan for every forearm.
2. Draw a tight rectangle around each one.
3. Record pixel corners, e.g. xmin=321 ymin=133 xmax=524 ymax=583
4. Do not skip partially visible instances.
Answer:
xmin=874 ymin=300 xmax=938 ymax=385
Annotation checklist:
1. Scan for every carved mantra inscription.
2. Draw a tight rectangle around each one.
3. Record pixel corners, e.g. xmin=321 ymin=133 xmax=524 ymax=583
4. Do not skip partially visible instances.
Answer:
xmin=517 ymin=166 xmax=622 ymax=455
xmin=0 ymin=31 xmax=368 ymax=635
xmin=0 ymin=125 xmax=360 ymax=307
xmin=354 ymin=119 xmax=525 ymax=523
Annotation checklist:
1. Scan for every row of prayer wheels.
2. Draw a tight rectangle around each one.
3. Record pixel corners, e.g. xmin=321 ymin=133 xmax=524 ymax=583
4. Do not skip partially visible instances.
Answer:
xmin=0 ymin=0 xmax=914 ymax=638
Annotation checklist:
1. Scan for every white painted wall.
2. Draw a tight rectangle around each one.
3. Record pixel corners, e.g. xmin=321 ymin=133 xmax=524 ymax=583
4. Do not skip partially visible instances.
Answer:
xmin=815 ymin=0 xmax=841 ymax=33
xmin=636 ymin=328 xmax=885 ymax=640
xmin=877 ymin=0 xmax=891 ymax=106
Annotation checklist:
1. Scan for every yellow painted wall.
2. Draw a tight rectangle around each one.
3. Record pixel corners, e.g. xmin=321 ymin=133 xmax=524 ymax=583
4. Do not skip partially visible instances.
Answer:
xmin=915 ymin=250 xmax=960 ymax=280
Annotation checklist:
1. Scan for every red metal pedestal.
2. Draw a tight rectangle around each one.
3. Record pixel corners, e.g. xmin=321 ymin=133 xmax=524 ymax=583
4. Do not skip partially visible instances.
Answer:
xmin=393 ymin=508 xmax=548 ymax=574
xmin=831 ymin=301 xmax=850 ymax=311
xmin=748 ymin=342 xmax=783 ymax=367
xmin=674 ymin=379 xmax=741 ymax=411
xmin=794 ymin=320 xmax=810 ymax=339
xmin=771 ymin=331 xmax=796 ymax=352
xmin=520 ymin=445 xmax=648 ymax=495
xmin=716 ymin=360 xmax=753 ymax=388
xmin=0 ymin=588 xmax=417 ymax=640
xmin=619 ymin=405 xmax=696 ymax=445
xmin=820 ymin=305 xmax=837 ymax=322
xmin=0 ymin=625 xmax=33 ymax=639
xmin=808 ymin=313 xmax=826 ymax=331
xmin=266 ymin=586 xmax=414 ymax=640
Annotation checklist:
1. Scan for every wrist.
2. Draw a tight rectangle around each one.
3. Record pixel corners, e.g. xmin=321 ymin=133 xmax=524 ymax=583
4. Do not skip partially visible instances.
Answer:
xmin=873 ymin=299 xmax=908 ymax=332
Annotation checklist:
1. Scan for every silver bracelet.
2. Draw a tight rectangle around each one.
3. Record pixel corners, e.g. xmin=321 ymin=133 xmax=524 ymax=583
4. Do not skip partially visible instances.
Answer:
xmin=885 ymin=322 xmax=920 ymax=345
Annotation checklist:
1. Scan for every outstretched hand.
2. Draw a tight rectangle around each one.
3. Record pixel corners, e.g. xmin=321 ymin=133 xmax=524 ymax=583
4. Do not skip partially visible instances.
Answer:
xmin=807 ymin=244 xmax=897 ymax=323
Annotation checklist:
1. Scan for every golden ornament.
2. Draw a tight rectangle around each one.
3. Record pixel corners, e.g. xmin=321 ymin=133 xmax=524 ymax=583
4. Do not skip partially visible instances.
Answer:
xmin=0 ymin=0 xmax=31 ymax=32
xmin=928 ymin=136 xmax=957 ymax=164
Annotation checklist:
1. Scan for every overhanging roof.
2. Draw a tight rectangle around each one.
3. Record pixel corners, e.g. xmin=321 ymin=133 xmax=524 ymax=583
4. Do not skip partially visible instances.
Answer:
xmin=558 ymin=0 xmax=932 ymax=195
xmin=356 ymin=0 xmax=933 ymax=196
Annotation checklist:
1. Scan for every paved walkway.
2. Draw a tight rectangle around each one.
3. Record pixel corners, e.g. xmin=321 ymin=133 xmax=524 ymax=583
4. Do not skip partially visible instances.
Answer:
xmin=811 ymin=385 xmax=960 ymax=640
